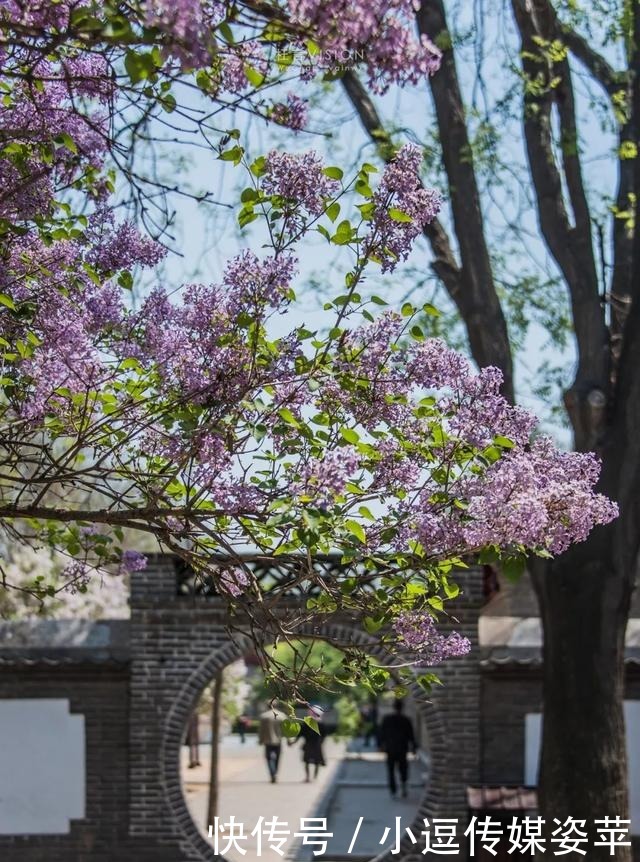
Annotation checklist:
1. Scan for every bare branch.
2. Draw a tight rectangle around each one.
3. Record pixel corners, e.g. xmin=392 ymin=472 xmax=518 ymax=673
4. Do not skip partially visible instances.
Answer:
xmin=342 ymin=38 xmax=516 ymax=404
xmin=511 ymin=0 xmax=609 ymax=449
xmin=558 ymin=23 xmax=623 ymax=98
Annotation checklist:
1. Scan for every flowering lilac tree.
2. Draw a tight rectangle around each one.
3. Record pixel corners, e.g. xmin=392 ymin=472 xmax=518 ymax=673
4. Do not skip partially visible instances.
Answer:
xmin=0 ymin=1 xmax=618 ymax=700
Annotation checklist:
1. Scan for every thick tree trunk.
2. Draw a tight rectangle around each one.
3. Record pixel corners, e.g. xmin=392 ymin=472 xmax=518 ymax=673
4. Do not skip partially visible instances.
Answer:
xmin=532 ymin=529 xmax=632 ymax=860
xmin=532 ymin=299 xmax=640 ymax=856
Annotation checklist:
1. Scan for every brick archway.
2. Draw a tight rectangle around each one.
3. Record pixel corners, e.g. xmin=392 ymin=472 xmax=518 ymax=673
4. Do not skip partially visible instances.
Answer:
xmin=128 ymin=556 xmax=484 ymax=862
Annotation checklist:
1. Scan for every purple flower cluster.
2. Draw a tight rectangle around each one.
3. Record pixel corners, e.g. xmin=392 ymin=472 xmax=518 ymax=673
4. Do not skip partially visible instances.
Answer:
xmin=393 ymin=611 xmax=471 ymax=665
xmin=119 ymin=551 xmax=148 ymax=574
xmin=220 ymin=40 xmax=268 ymax=92
xmin=270 ymin=94 xmax=309 ymax=132
xmin=325 ymin=321 xmax=618 ymax=558
xmin=138 ymin=251 xmax=297 ymax=403
xmin=87 ymin=209 xmax=166 ymax=275
xmin=61 ymin=561 xmax=91 ymax=595
xmin=222 ymin=250 xmax=298 ymax=313
xmin=219 ymin=567 xmax=251 ymax=597
xmin=145 ymin=0 xmax=225 ymax=67
xmin=0 ymin=62 xmax=108 ymax=224
xmin=365 ymin=144 xmax=441 ymax=272
xmin=193 ymin=433 xmax=231 ymax=488
xmin=459 ymin=437 xmax=619 ymax=555
xmin=262 ymin=150 xmax=340 ymax=218
xmin=287 ymin=0 xmax=441 ymax=93
xmin=295 ymin=449 xmax=361 ymax=504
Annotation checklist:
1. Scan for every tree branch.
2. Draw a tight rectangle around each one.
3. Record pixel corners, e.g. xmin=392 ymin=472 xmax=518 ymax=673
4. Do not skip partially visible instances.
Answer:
xmin=511 ymin=0 xmax=609 ymax=449
xmin=341 ymin=70 xmax=461 ymax=302
xmin=558 ymin=23 xmax=623 ymax=98
xmin=342 ymin=15 xmax=516 ymax=403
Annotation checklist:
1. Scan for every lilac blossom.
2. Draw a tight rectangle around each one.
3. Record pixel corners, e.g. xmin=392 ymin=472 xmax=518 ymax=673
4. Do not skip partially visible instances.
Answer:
xmin=262 ymin=150 xmax=340 ymax=217
xmin=287 ymin=0 xmax=441 ymax=93
xmin=220 ymin=41 xmax=268 ymax=91
xmin=61 ymin=561 xmax=91 ymax=594
xmin=145 ymin=0 xmax=225 ymax=67
xmin=295 ymin=449 xmax=362 ymax=504
xmin=393 ymin=611 xmax=471 ymax=665
xmin=222 ymin=251 xmax=298 ymax=313
xmin=119 ymin=551 xmax=148 ymax=574
xmin=364 ymin=144 xmax=441 ymax=272
xmin=270 ymin=94 xmax=309 ymax=132
xmin=218 ymin=567 xmax=251 ymax=597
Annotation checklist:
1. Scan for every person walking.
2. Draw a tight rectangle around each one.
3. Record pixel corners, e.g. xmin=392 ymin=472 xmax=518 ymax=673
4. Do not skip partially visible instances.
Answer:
xmin=186 ymin=710 xmax=201 ymax=769
xmin=237 ymin=714 xmax=250 ymax=744
xmin=258 ymin=706 xmax=284 ymax=783
xmin=297 ymin=706 xmax=327 ymax=782
xmin=360 ymin=701 xmax=379 ymax=748
xmin=377 ymin=699 xmax=416 ymax=798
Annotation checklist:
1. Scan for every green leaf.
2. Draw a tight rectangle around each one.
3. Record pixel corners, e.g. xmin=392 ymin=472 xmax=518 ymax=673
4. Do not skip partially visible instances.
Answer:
xmin=55 ymin=132 xmax=78 ymax=154
xmin=388 ymin=207 xmax=413 ymax=223
xmin=250 ymin=156 xmax=266 ymax=177
xmin=422 ymin=303 xmax=441 ymax=317
xmin=323 ymin=166 xmax=344 ymax=180
xmin=218 ymin=21 xmax=234 ymax=43
xmin=340 ymin=428 xmax=360 ymax=444
xmin=281 ymin=718 xmax=301 ymax=738
xmin=501 ymin=555 xmax=526 ymax=582
xmin=219 ymin=146 xmax=244 ymax=165
xmin=244 ymin=64 xmax=265 ymax=87
xmin=410 ymin=325 xmax=425 ymax=341
xmin=427 ymin=595 xmax=444 ymax=611
xmin=363 ymin=616 xmax=383 ymax=634
xmin=494 ymin=435 xmax=515 ymax=449
xmin=443 ymin=581 xmax=460 ymax=599
xmin=0 ymin=293 xmax=16 ymax=311
xmin=416 ymin=672 xmax=442 ymax=692
xmin=124 ymin=51 xmax=142 ymax=83
xmin=278 ymin=407 xmax=300 ymax=426
xmin=326 ymin=201 xmax=340 ymax=222
xmin=303 ymin=716 xmax=319 ymax=734
xmin=345 ymin=519 xmax=366 ymax=543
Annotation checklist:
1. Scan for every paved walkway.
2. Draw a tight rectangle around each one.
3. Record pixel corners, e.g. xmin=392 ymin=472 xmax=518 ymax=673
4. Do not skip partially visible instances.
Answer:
xmin=182 ymin=736 xmax=427 ymax=861
xmin=183 ymin=735 xmax=346 ymax=861
xmin=322 ymin=741 xmax=427 ymax=860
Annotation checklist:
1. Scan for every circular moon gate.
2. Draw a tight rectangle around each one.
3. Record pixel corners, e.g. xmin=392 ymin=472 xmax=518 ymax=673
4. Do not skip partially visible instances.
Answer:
xmin=127 ymin=557 xmax=483 ymax=862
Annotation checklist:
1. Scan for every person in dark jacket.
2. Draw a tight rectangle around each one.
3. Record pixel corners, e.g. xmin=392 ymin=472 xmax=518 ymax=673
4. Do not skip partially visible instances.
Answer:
xmin=377 ymin=699 xmax=416 ymax=798
xmin=296 ymin=706 xmax=327 ymax=782
xmin=185 ymin=711 xmax=201 ymax=768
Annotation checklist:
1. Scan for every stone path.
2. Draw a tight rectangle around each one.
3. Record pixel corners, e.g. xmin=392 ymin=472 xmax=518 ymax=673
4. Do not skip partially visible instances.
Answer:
xmin=182 ymin=736 xmax=426 ymax=861
xmin=321 ymin=741 xmax=427 ymax=860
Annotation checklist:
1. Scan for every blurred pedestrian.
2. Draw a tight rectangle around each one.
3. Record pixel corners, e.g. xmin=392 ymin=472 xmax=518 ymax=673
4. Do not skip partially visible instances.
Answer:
xmin=378 ymin=700 xmax=416 ymax=798
xmin=186 ymin=710 xmax=201 ymax=769
xmin=258 ymin=706 xmax=284 ymax=783
xmin=297 ymin=705 xmax=327 ymax=782
xmin=237 ymin=714 xmax=250 ymax=744
xmin=360 ymin=701 xmax=379 ymax=747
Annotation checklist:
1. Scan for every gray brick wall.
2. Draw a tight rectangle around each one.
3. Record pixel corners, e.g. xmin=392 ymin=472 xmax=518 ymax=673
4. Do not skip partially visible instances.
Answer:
xmin=0 ymin=663 xmax=181 ymax=861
